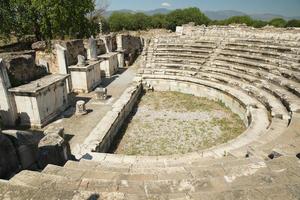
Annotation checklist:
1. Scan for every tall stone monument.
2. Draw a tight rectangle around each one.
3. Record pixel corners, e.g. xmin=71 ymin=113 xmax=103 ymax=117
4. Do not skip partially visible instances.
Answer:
xmin=0 ymin=59 xmax=17 ymax=127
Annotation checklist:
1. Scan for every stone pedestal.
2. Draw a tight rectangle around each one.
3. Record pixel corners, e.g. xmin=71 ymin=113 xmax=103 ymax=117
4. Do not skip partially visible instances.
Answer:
xmin=99 ymin=52 xmax=118 ymax=77
xmin=76 ymin=100 xmax=87 ymax=116
xmin=95 ymin=87 xmax=107 ymax=100
xmin=69 ymin=59 xmax=102 ymax=93
xmin=9 ymin=74 xmax=69 ymax=128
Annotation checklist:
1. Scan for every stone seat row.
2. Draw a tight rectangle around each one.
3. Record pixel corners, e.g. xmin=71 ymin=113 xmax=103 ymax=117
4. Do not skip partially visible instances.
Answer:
xmin=4 ymin=156 xmax=299 ymax=199
xmin=139 ymin=70 xmax=299 ymax=157
xmin=211 ymin=61 xmax=300 ymax=112
xmin=219 ymin=50 xmax=300 ymax=70
xmin=216 ymin=56 xmax=300 ymax=81
xmin=226 ymin=42 xmax=300 ymax=54
xmin=148 ymin=47 xmax=213 ymax=55
xmin=206 ymin=63 xmax=300 ymax=102
xmin=213 ymin=60 xmax=300 ymax=98
xmin=222 ymin=46 xmax=300 ymax=62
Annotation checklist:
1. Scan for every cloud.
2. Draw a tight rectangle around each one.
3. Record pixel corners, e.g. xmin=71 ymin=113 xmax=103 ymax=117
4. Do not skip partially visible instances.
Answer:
xmin=161 ymin=2 xmax=171 ymax=7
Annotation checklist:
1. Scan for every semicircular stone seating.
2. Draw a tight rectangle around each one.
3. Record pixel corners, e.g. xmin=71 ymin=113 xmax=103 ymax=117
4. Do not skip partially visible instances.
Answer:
xmin=3 ymin=26 xmax=300 ymax=199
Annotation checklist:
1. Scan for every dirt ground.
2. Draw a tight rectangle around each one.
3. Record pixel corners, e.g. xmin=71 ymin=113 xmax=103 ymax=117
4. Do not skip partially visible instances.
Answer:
xmin=114 ymin=91 xmax=246 ymax=156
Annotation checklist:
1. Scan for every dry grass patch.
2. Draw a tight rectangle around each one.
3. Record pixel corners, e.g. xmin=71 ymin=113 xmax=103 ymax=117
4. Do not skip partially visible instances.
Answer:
xmin=114 ymin=91 xmax=246 ymax=156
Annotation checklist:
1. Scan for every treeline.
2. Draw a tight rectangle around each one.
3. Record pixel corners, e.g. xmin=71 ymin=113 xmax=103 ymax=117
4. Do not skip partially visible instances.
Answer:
xmin=0 ymin=0 xmax=99 ymax=41
xmin=106 ymin=8 xmax=300 ymax=32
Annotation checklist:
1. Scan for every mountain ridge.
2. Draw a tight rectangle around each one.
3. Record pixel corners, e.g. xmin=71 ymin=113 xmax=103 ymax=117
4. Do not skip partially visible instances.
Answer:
xmin=104 ymin=8 xmax=300 ymax=20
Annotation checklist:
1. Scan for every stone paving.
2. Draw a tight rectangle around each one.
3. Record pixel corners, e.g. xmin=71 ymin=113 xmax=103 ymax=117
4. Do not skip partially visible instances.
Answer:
xmin=44 ymin=67 xmax=136 ymax=152
xmin=114 ymin=91 xmax=246 ymax=155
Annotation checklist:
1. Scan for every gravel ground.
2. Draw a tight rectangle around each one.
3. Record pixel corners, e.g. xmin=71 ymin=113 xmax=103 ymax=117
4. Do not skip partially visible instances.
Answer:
xmin=114 ymin=91 xmax=246 ymax=156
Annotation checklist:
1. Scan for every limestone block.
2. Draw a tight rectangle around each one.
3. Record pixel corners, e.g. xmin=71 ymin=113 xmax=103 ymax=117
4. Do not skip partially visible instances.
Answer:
xmin=38 ymin=127 xmax=69 ymax=168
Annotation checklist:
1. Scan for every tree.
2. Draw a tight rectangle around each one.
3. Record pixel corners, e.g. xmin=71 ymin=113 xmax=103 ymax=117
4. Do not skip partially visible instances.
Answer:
xmin=0 ymin=0 xmax=15 ymax=40
xmin=225 ymin=16 xmax=254 ymax=26
xmin=1 ymin=0 xmax=98 ymax=41
xmin=151 ymin=14 xmax=168 ymax=28
xmin=285 ymin=19 xmax=300 ymax=27
xmin=166 ymin=8 xmax=210 ymax=31
xmin=269 ymin=18 xmax=287 ymax=27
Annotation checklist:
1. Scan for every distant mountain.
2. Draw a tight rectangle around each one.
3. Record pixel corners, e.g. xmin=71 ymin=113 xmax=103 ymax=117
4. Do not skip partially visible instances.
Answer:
xmin=144 ymin=8 xmax=171 ymax=15
xmin=104 ymin=8 xmax=300 ymax=21
xmin=204 ymin=10 xmax=246 ymax=20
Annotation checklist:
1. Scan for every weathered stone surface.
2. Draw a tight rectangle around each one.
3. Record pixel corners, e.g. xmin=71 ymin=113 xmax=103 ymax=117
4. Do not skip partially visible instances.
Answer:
xmin=0 ymin=51 xmax=47 ymax=86
xmin=38 ymin=127 xmax=69 ymax=168
xmin=9 ymin=74 xmax=70 ymax=128
xmin=31 ymin=41 xmax=47 ymax=51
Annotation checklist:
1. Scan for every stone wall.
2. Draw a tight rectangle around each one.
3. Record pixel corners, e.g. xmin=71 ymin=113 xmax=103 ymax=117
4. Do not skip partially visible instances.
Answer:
xmin=117 ymin=34 xmax=143 ymax=66
xmin=176 ymin=24 xmax=300 ymax=41
xmin=0 ymin=51 xmax=47 ymax=87
xmin=74 ymin=82 xmax=143 ymax=158
xmin=33 ymin=40 xmax=86 ymax=74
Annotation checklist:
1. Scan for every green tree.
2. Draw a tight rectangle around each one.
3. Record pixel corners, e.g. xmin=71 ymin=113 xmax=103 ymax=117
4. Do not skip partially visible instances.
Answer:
xmin=225 ymin=16 xmax=254 ymax=26
xmin=285 ymin=19 xmax=300 ymax=27
xmin=1 ymin=0 xmax=97 ymax=41
xmin=252 ymin=20 xmax=268 ymax=28
xmin=269 ymin=18 xmax=287 ymax=27
xmin=0 ymin=0 xmax=15 ymax=40
xmin=166 ymin=8 xmax=210 ymax=31
xmin=151 ymin=14 xmax=168 ymax=28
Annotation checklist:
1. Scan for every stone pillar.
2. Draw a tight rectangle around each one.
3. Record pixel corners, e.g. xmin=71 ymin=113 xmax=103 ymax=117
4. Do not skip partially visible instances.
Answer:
xmin=87 ymin=37 xmax=98 ymax=61
xmin=76 ymin=100 xmax=87 ymax=115
xmin=117 ymin=52 xmax=124 ymax=68
xmin=0 ymin=59 xmax=17 ymax=127
xmin=56 ymin=44 xmax=72 ymax=92
xmin=116 ymin=34 xmax=123 ymax=51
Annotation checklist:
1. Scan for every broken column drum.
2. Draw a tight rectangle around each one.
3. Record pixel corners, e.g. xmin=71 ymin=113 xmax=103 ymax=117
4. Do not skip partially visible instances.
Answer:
xmin=76 ymin=100 xmax=87 ymax=116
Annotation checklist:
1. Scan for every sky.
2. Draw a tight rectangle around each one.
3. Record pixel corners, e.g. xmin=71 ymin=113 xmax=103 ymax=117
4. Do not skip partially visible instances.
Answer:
xmin=103 ymin=0 xmax=300 ymax=17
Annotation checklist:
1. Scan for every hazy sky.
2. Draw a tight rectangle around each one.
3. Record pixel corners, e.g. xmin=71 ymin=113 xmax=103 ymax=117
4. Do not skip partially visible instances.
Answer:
xmin=105 ymin=0 xmax=300 ymax=17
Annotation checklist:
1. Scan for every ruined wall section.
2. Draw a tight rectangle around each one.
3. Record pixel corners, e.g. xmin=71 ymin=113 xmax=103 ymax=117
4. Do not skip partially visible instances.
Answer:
xmin=117 ymin=34 xmax=144 ymax=66
xmin=0 ymin=51 xmax=47 ymax=87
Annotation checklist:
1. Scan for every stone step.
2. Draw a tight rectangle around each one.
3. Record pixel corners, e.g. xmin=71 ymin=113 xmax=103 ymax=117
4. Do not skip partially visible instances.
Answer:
xmin=0 ymin=181 xmax=126 ymax=200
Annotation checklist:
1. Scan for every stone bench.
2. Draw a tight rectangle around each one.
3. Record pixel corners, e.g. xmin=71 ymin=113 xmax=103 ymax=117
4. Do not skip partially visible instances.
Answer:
xmin=209 ymin=63 xmax=300 ymax=112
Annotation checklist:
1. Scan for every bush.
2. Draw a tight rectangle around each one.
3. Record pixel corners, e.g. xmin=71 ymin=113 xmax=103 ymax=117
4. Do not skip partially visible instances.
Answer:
xmin=269 ymin=18 xmax=287 ymax=27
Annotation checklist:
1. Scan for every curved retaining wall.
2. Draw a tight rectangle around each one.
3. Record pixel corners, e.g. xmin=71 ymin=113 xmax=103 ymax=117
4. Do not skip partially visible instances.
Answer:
xmin=76 ymin=74 xmax=271 ymax=160
xmin=74 ymin=82 xmax=143 ymax=159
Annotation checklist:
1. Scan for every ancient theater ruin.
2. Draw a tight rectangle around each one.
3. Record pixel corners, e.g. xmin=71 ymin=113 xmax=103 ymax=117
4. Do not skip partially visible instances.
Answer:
xmin=0 ymin=24 xmax=300 ymax=199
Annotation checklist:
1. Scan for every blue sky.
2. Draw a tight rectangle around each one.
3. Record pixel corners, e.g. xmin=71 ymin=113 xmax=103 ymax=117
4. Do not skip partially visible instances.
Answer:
xmin=104 ymin=0 xmax=300 ymax=17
